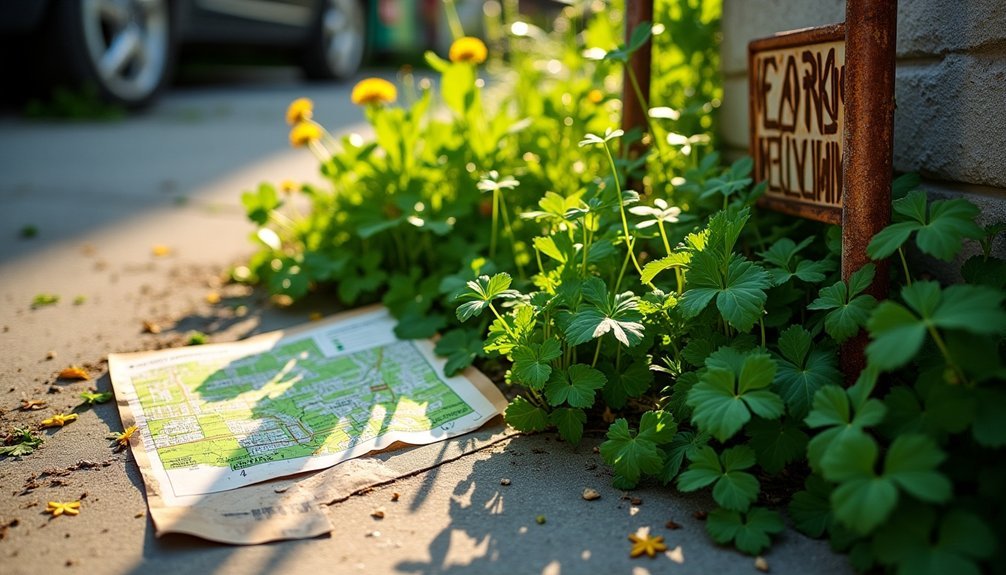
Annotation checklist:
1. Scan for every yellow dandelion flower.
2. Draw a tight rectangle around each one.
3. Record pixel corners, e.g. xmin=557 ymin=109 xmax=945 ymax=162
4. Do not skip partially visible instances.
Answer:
xmin=285 ymin=97 xmax=313 ymax=125
xmin=109 ymin=425 xmax=139 ymax=448
xmin=449 ymin=37 xmax=488 ymax=64
xmin=280 ymin=179 xmax=299 ymax=195
xmin=588 ymin=89 xmax=604 ymax=104
xmin=46 ymin=501 xmax=81 ymax=517
xmin=289 ymin=122 xmax=322 ymax=147
xmin=351 ymin=78 xmax=398 ymax=106
xmin=41 ymin=413 xmax=79 ymax=428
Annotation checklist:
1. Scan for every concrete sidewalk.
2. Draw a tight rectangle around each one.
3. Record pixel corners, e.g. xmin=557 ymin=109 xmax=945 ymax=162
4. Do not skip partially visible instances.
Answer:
xmin=0 ymin=71 xmax=852 ymax=575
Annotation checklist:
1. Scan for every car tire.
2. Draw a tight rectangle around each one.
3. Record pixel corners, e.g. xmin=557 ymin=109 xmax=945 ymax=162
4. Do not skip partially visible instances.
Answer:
xmin=50 ymin=0 xmax=177 ymax=109
xmin=301 ymin=0 xmax=368 ymax=80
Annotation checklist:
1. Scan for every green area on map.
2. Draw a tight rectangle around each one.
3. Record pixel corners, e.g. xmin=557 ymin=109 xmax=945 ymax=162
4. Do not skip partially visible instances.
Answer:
xmin=133 ymin=339 xmax=474 ymax=471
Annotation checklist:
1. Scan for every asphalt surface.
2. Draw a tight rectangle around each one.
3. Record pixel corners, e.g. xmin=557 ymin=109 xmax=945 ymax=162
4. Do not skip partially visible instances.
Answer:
xmin=0 ymin=68 xmax=853 ymax=575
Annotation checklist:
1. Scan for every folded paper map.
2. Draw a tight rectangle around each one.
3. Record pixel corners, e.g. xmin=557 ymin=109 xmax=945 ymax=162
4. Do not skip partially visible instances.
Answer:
xmin=108 ymin=306 xmax=507 ymax=542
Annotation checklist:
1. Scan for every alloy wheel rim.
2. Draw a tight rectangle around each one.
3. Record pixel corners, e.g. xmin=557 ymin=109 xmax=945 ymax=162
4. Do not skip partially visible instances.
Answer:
xmin=322 ymin=0 xmax=365 ymax=77
xmin=81 ymin=0 xmax=169 ymax=101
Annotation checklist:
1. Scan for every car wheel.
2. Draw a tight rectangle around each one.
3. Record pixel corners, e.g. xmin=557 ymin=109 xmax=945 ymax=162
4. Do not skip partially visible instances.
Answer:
xmin=302 ymin=0 xmax=367 ymax=80
xmin=52 ymin=0 xmax=176 ymax=108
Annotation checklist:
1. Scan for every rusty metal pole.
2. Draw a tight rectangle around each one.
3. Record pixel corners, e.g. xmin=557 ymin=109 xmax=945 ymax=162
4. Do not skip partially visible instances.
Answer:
xmin=621 ymin=0 xmax=653 ymax=165
xmin=840 ymin=0 xmax=897 ymax=384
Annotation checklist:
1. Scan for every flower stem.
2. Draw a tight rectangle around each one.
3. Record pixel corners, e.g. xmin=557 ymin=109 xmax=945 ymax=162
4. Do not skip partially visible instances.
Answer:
xmin=601 ymin=141 xmax=648 ymax=283
xmin=442 ymin=0 xmax=465 ymax=40
xmin=498 ymin=192 xmax=526 ymax=279
xmin=488 ymin=303 xmax=517 ymax=340
xmin=591 ymin=338 xmax=603 ymax=368
xmin=490 ymin=189 xmax=499 ymax=260
xmin=897 ymin=247 xmax=913 ymax=287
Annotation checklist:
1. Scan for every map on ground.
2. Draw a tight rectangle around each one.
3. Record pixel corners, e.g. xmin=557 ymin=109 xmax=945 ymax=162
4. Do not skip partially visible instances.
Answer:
xmin=109 ymin=307 xmax=505 ymax=502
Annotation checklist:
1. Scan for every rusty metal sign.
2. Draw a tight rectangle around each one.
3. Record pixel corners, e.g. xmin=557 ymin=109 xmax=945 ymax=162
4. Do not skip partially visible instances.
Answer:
xmin=749 ymin=24 xmax=846 ymax=224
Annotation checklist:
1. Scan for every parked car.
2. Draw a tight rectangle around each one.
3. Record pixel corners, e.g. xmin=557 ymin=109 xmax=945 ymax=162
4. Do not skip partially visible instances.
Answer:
xmin=0 ymin=0 xmax=370 ymax=108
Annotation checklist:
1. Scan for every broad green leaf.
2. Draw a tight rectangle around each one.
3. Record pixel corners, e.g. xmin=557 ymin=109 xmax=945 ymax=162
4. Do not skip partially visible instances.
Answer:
xmin=565 ymin=291 xmax=645 ymax=347
xmin=773 ymin=326 xmax=842 ymax=419
xmin=805 ymin=384 xmax=887 ymax=472
xmin=807 ymin=265 xmax=878 ymax=343
xmin=636 ymin=410 xmax=677 ymax=444
xmin=788 ymin=474 xmax=833 ymax=537
xmin=746 ymin=417 xmax=808 ymax=474
xmin=455 ymin=273 xmax=518 ymax=322
xmin=532 ymin=236 xmax=568 ymax=263
xmin=640 ymin=252 xmax=691 ymax=284
xmin=688 ymin=350 xmax=783 ymax=441
xmin=544 ymin=364 xmax=606 ymax=407
xmin=677 ymin=445 xmax=759 ymax=512
xmin=972 ymin=388 xmax=1006 ymax=447
xmin=600 ymin=360 xmax=653 ymax=408
xmin=510 ymin=339 xmax=562 ymax=390
xmin=867 ymin=281 xmax=1006 ymax=371
xmin=599 ymin=417 xmax=665 ymax=487
xmin=884 ymin=434 xmax=951 ymax=503
xmin=717 ymin=259 xmax=773 ymax=332
xmin=865 ymin=301 xmax=928 ymax=370
xmin=658 ymin=430 xmax=708 ymax=484
xmin=505 ymin=396 xmax=549 ymax=432
xmin=867 ymin=221 xmax=919 ymax=260
xmin=549 ymin=408 xmax=586 ymax=445
xmin=916 ymin=198 xmax=984 ymax=260
xmin=706 ymin=507 xmax=784 ymax=555
xmin=822 ymin=432 xmax=950 ymax=535
xmin=434 ymin=328 xmax=484 ymax=375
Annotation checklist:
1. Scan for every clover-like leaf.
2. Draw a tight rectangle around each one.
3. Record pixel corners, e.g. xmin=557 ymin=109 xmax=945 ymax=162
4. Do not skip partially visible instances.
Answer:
xmin=804 ymin=382 xmax=887 ymax=472
xmin=599 ymin=360 xmax=653 ymax=409
xmin=565 ymin=279 xmax=645 ymax=347
xmin=600 ymin=418 xmax=664 ymax=488
xmin=745 ymin=416 xmax=809 ymax=474
xmin=705 ymin=507 xmax=785 ymax=555
xmin=773 ymin=325 xmax=841 ymax=419
xmin=455 ymin=273 xmax=518 ymax=322
xmin=434 ymin=328 xmax=486 ymax=376
xmin=821 ymin=432 xmax=951 ymax=535
xmin=687 ymin=348 xmax=783 ymax=441
xmin=504 ymin=396 xmax=549 ymax=432
xmin=511 ymin=339 xmax=562 ymax=390
xmin=549 ymin=407 xmax=586 ymax=445
xmin=867 ymin=190 xmax=984 ymax=261
xmin=807 ymin=264 xmax=878 ymax=343
xmin=867 ymin=281 xmax=1006 ymax=371
xmin=788 ymin=474 xmax=834 ymax=537
xmin=677 ymin=445 xmax=760 ymax=511
xmin=679 ymin=253 xmax=772 ymax=332
xmin=872 ymin=506 xmax=996 ymax=575
xmin=544 ymin=364 xmax=606 ymax=408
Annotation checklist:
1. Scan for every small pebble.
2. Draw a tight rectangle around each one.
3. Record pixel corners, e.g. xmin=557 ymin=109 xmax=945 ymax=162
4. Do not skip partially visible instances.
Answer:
xmin=46 ymin=351 xmax=56 ymax=360
xmin=391 ymin=492 xmax=400 ymax=502
xmin=365 ymin=530 xmax=381 ymax=538
xmin=591 ymin=446 xmax=600 ymax=454
xmin=754 ymin=556 xmax=769 ymax=572
xmin=582 ymin=488 xmax=601 ymax=501
xmin=665 ymin=519 xmax=681 ymax=530
xmin=693 ymin=510 xmax=708 ymax=520
xmin=500 ymin=478 xmax=511 ymax=486
xmin=630 ymin=497 xmax=642 ymax=505
xmin=371 ymin=507 xmax=385 ymax=519
xmin=535 ymin=515 xmax=546 ymax=525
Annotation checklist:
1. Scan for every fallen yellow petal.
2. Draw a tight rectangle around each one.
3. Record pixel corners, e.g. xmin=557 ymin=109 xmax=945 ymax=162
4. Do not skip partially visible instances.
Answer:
xmin=205 ymin=292 xmax=221 ymax=305
xmin=58 ymin=366 xmax=90 ymax=381
xmin=41 ymin=413 xmax=79 ymax=428
xmin=151 ymin=244 xmax=172 ymax=257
